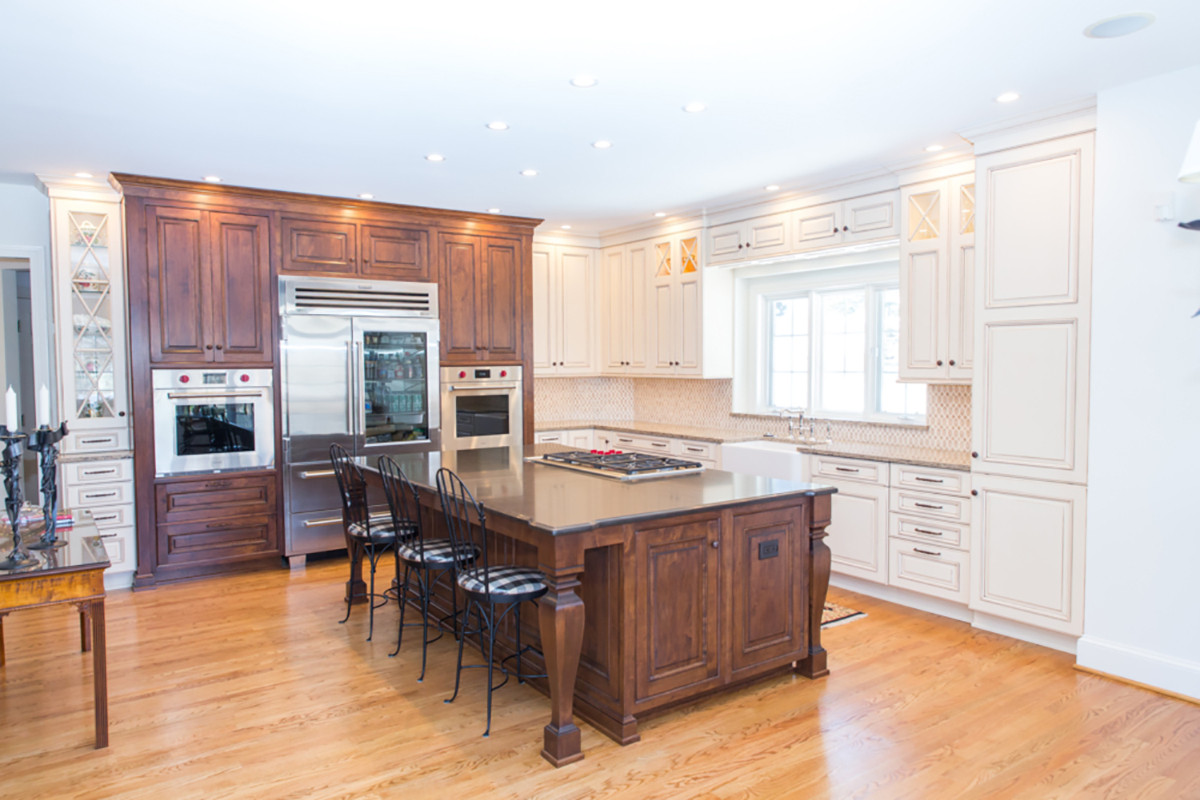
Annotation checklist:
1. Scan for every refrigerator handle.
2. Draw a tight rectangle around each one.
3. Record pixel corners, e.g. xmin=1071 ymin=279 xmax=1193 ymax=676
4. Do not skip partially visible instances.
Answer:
xmin=346 ymin=340 xmax=355 ymax=435
xmin=354 ymin=340 xmax=364 ymax=438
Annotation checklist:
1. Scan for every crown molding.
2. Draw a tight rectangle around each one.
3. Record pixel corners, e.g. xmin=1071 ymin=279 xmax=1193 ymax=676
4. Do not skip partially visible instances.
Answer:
xmin=961 ymin=97 xmax=1097 ymax=156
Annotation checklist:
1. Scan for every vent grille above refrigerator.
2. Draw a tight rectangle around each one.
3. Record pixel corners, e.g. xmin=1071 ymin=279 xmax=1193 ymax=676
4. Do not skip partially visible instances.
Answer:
xmin=281 ymin=276 xmax=438 ymax=318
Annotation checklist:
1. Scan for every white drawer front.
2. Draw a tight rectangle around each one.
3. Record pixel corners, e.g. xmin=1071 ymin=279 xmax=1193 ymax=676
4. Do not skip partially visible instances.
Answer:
xmin=85 ymin=503 xmax=135 ymax=530
xmin=64 ymin=459 xmax=132 ymax=486
xmin=889 ymin=538 xmax=969 ymax=603
xmin=535 ymin=432 xmax=564 ymax=444
xmin=677 ymin=440 xmax=715 ymax=461
xmin=811 ymin=455 xmax=886 ymax=485
xmin=64 ymin=429 xmax=130 ymax=454
xmin=890 ymin=488 xmax=970 ymax=523
xmin=99 ymin=526 xmax=136 ymax=570
xmin=67 ymin=480 xmax=134 ymax=508
xmin=609 ymin=433 xmax=671 ymax=455
xmin=889 ymin=464 xmax=969 ymax=497
xmin=890 ymin=514 xmax=967 ymax=550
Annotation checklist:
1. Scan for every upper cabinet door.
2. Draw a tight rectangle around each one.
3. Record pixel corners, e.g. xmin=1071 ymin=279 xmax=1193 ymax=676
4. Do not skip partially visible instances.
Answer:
xmin=210 ymin=212 xmax=273 ymax=365
xmin=898 ymin=181 xmax=949 ymax=381
xmin=706 ymin=221 xmax=748 ymax=265
xmin=946 ymin=176 xmax=976 ymax=380
xmin=793 ymin=202 xmax=842 ymax=248
xmin=482 ymin=237 xmax=522 ymax=361
xmin=360 ymin=224 xmax=430 ymax=281
xmin=745 ymin=213 xmax=791 ymax=258
xmin=842 ymin=192 xmax=899 ymax=243
xmin=977 ymin=134 xmax=1094 ymax=310
xmin=531 ymin=247 xmax=553 ymax=371
xmin=146 ymin=205 xmax=210 ymax=364
xmin=281 ymin=218 xmax=357 ymax=275
xmin=556 ymin=247 xmax=594 ymax=374
xmin=439 ymin=234 xmax=481 ymax=359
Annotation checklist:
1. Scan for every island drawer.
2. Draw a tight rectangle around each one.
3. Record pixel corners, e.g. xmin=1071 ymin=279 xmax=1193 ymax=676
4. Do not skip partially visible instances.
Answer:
xmin=889 ymin=513 xmax=967 ymax=550
xmin=889 ymin=464 xmax=969 ymax=497
xmin=810 ymin=454 xmax=886 ymax=485
xmin=890 ymin=487 xmax=970 ymax=523
xmin=888 ymin=537 xmax=969 ymax=603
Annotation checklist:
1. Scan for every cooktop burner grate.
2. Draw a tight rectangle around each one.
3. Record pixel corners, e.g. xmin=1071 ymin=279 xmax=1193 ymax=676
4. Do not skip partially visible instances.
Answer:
xmin=533 ymin=449 xmax=705 ymax=479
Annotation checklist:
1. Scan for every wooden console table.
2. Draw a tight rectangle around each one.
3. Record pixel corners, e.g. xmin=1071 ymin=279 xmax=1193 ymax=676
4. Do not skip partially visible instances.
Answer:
xmin=0 ymin=523 xmax=110 ymax=748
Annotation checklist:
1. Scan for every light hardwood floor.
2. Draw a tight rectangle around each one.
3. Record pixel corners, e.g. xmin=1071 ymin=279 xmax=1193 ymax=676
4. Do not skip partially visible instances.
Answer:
xmin=1 ymin=556 xmax=1196 ymax=799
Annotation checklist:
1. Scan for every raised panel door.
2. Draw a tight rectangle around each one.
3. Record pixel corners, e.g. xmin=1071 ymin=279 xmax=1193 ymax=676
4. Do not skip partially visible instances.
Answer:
xmin=634 ymin=516 xmax=721 ymax=700
xmin=947 ymin=176 xmax=976 ymax=381
xmin=625 ymin=243 xmax=651 ymax=374
xmin=746 ymin=213 xmax=790 ymax=258
xmin=899 ymin=248 xmax=943 ymax=379
xmin=531 ymin=247 xmax=553 ymax=371
xmin=970 ymin=473 xmax=1086 ymax=635
xmin=706 ymin=221 xmax=747 ymax=264
xmin=793 ymin=202 xmax=842 ymax=249
xmin=824 ymin=480 xmax=888 ymax=583
xmin=843 ymin=192 xmax=899 ymax=243
xmin=209 ymin=212 xmax=272 ymax=365
xmin=280 ymin=218 xmax=357 ymax=275
xmin=651 ymin=279 xmax=674 ymax=372
xmin=675 ymin=275 xmax=701 ymax=375
xmin=729 ymin=505 xmax=806 ymax=674
xmin=977 ymin=134 xmax=1093 ymax=310
xmin=360 ymin=224 xmax=430 ymax=281
xmin=973 ymin=316 xmax=1086 ymax=483
xmin=557 ymin=248 xmax=593 ymax=374
xmin=146 ymin=205 xmax=209 ymax=364
xmin=439 ymin=234 xmax=480 ymax=359
xmin=482 ymin=237 xmax=521 ymax=362
xmin=601 ymin=247 xmax=625 ymax=371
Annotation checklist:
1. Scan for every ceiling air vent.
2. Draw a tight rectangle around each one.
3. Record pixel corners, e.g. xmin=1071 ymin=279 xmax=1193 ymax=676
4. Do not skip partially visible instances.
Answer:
xmin=281 ymin=276 xmax=438 ymax=318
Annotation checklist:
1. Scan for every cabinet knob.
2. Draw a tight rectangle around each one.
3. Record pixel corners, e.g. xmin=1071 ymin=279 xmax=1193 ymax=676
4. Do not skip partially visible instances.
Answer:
xmin=118 ymin=411 xmax=126 ymax=417
xmin=842 ymin=225 xmax=849 ymax=232
xmin=971 ymin=451 xmax=979 ymax=458
xmin=738 ymin=244 xmax=743 ymax=249
xmin=949 ymin=359 xmax=956 ymax=366
xmin=971 ymin=489 xmax=978 ymax=496
xmin=711 ymin=540 xmax=719 ymax=548
xmin=216 ymin=344 xmax=223 ymax=350
xmin=205 ymin=344 xmax=213 ymax=350
xmin=936 ymin=360 xmax=943 ymax=366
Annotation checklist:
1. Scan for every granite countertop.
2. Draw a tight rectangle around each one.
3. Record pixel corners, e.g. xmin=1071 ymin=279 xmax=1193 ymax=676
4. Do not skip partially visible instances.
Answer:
xmin=359 ymin=444 xmax=834 ymax=536
xmin=58 ymin=450 xmax=134 ymax=464
xmin=535 ymin=420 xmax=970 ymax=471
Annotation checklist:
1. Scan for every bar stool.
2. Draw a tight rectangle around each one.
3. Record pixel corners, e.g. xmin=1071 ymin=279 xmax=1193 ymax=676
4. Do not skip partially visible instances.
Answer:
xmin=436 ymin=467 xmax=548 ymax=737
xmin=378 ymin=455 xmax=476 ymax=681
xmin=330 ymin=443 xmax=401 ymax=642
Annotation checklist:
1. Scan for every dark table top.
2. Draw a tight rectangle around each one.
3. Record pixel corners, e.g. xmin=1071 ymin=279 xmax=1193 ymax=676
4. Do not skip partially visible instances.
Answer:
xmin=0 ymin=517 xmax=108 ymax=580
xmin=357 ymin=444 xmax=836 ymax=535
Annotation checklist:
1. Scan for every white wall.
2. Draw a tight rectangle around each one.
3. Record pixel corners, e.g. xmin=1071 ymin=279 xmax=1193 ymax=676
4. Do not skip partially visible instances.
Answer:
xmin=0 ymin=180 xmax=49 ymax=250
xmin=1080 ymin=64 xmax=1200 ymax=699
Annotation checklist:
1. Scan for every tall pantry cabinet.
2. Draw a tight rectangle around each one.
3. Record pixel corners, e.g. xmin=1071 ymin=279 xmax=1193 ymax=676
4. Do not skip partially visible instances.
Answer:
xmin=969 ymin=132 xmax=1094 ymax=636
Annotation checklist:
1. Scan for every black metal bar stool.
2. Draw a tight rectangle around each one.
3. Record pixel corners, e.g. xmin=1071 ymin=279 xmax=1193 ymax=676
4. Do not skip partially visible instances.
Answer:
xmin=330 ymin=443 xmax=402 ymax=642
xmin=436 ymin=467 xmax=548 ymax=737
xmin=378 ymin=455 xmax=476 ymax=681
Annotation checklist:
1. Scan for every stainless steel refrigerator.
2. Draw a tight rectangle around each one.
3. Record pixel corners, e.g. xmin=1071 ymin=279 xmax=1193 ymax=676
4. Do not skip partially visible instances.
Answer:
xmin=279 ymin=276 xmax=440 ymax=565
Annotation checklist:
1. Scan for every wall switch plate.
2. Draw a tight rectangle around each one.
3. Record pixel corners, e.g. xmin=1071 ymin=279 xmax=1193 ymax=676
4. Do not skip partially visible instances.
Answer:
xmin=758 ymin=540 xmax=779 ymax=559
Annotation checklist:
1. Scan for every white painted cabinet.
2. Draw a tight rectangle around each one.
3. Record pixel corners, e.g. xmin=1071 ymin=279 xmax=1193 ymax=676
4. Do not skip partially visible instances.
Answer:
xmin=650 ymin=231 xmax=703 ymax=375
xmin=898 ymin=173 xmax=974 ymax=383
xmin=969 ymin=473 xmax=1086 ymax=636
xmin=706 ymin=212 xmax=790 ymax=265
xmin=807 ymin=454 xmax=889 ymax=584
xmin=794 ymin=191 xmax=899 ymax=252
xmin=533 ymin=243 xmax=595 ymax=376
xmin=887 ymin=463 xmax=972 ymax=604
xmin=601 ymin=241 xmax=652 ymax=375
xmin=536 ymin=428 xmax=594 ymax=449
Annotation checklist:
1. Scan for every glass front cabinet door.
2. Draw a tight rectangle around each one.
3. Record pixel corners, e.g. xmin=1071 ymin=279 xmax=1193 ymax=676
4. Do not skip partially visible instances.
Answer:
xmin=47 ymin=185 xmax=131 ymax=453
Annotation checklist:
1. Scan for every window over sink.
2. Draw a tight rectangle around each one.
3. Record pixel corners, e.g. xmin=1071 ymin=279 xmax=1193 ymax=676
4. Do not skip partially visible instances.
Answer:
xmin=733 ymin=245 xmax=926 ymax=424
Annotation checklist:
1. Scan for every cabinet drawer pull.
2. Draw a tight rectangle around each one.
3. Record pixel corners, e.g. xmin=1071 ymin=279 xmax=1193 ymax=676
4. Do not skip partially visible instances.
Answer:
xmin=913 ymin=547 xmax=942 ymax=557
xmin=205 ymin=480 xmax=233 ymax=490
xmin=684 ymin=446 xmax=704 ymax=453
xmin=650 ymin=442 xmax=668 ymax=448
xmin=100 ymin=533 xmax=118 ymax=539
xmin=299 ymin=470 xmax=335 ymax=479
xmin=913 ymin=527 xmax=943 ymax=536
xmin=85 ymin=491 xmax=119 ymax=499
xmin=93 ymin=513 xmax=119 ymax=523
xmin=914 ymin=502 xmax=944 ymax=510
xmin=80 ymin=438 xmax=115 ymax=445
xmin=914 ymin=476 xmax=944 ymax=484
xmin=82 ymin=468 xmax=118 ymax=477
xmin=617 ymin=438 xmax=633 ymax=444
xmin=302 ymin=517 xmax=342 ymax=528
xmin=834 ymin=466 xmax=860 ymax=473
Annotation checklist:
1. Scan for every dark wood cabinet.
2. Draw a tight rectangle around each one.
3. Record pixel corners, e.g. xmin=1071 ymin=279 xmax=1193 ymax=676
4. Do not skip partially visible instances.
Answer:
xmin=145 ymin=205 xmax=272 ymax=366
xmin=440 ymin=233 xmax=524 ymax=364
xmin=282 ymin=217 xmax=430 ymax=282
xmin=633 ymin=515 xmax=722 ymax=701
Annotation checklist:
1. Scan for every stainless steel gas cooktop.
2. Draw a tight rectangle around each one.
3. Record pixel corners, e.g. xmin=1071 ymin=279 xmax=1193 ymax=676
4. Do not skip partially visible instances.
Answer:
xmin=528 ymin=449 xmax=706 ymax=481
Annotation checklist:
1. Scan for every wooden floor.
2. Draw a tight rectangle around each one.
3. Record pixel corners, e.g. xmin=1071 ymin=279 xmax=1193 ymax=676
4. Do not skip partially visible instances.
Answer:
xmin=2 ymin=557 xmax=1197 ymax=800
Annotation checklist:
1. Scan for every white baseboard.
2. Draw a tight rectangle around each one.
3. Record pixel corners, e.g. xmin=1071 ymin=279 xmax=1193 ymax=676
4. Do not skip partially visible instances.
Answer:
xmin=104 ymin=570 xmax=135 ymax=591
xmin=971 ymin=612 xmax=1078 ymax=654
xmin=1076 ymin=636 xmax=1200 ymax=702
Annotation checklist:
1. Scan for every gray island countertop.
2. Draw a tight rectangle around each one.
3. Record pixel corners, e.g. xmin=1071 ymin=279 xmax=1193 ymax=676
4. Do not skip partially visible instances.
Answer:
xmin=359 ymin=444 xmax=836 ymax=536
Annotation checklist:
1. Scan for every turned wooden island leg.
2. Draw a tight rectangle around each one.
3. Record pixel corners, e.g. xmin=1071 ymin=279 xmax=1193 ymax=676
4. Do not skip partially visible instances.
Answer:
xmin=538 ymin=567 xmax=586 ymax=767
xmin=797 ymin=493 xmax=832 ymax=679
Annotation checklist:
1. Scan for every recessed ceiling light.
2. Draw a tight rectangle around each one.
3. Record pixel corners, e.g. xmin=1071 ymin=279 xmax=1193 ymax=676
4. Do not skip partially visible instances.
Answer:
xmin=203 ymin=175 xmax=222 ymax=183
xmin=561 ymin=225 xmax=572 ymax=230
xmin=74 ymin=171 xmax=93 ymax=179
xmin=925 ymin=144 xmax=945 ymax=153
xmin=683 ymin=102 xmax=707 ymax=113
xmin=520 ymin=169 xmax=538 ymax=177
xmin=1084 ymin=12 xmax=1155 ymax=39
xmin=654 ymin=212 xmax=667 ymax=218
xmin=570 ymin=75 xmax=598 ymax=88
xmin=764 ymin=184 xmax=780 ymax=192
xmin=425 ymin=154 xmax=445 ymax=162
xmin=486 ymin=121 xmax=509 ymax=131
xmin=487 ymin=208 xmax=501 ymax=214
xmin=359 ymin=193 xmax=374 ymax=200
xmin=995 ymin=91 xmax=1020 ymax=104
xmin=592 ymin=140 xmax=613 ymax=149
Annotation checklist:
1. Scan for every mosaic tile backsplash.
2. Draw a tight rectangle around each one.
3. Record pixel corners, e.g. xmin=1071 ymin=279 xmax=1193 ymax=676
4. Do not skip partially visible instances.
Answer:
xmin=535 ymin=378 xmax=972 ymax=453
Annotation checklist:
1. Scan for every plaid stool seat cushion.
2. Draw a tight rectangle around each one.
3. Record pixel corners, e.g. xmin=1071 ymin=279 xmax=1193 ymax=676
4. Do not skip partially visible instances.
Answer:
xmin=346 ymin=520 xmax=400 ymax=541
xmin=457 ymin=565 xmax=548 ymax=599
xmin=397 ymin=538 xmax=476 ymax=566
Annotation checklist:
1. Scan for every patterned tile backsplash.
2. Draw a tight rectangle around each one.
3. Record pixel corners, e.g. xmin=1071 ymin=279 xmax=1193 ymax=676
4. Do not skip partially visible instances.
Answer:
xmin=535 ymin=378 xmax=972 ymax=453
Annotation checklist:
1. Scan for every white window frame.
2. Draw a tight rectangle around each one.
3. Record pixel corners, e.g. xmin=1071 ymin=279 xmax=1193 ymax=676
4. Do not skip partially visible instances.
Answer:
xmin=732 ymin=248 xmax=926 ymax=425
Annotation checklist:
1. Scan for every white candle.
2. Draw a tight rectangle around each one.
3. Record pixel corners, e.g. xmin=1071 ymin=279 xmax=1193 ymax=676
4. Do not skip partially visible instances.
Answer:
xmin=4 ymin=386 xmax=16 ymax=431
xmin=38 ymin=384 xmax=50 ymax=428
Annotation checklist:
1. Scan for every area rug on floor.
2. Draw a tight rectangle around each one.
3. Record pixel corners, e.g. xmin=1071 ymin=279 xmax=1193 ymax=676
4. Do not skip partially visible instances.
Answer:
xmin=822 ymin=602 xmax=866 ymax=628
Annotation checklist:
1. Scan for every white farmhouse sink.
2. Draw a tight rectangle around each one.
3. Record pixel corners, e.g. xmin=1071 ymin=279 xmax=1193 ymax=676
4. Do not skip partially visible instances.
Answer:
xmin=721 ymin=439 xmax=806 ymax=482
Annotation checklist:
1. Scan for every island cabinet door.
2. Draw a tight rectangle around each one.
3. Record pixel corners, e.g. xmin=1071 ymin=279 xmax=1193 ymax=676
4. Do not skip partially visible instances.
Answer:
xmin=729 ymin=504 xmax=807 ymax=675
xmin=633 ymin=515 xmax=722 ymax=702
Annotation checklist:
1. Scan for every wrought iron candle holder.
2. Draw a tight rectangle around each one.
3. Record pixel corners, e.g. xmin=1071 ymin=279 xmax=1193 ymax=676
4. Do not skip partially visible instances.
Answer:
xmin=0 ymin=427 xmax=36 ymax=570
xmin=26 ymin=422 xmax=69 ymax=551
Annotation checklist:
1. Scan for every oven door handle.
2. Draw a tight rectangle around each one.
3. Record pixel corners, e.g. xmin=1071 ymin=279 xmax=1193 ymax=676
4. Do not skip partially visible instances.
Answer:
xmin=446 ymin=383 xmax=520 ymax=392
xmin=164 ymin=389 xmax=267 ymax=400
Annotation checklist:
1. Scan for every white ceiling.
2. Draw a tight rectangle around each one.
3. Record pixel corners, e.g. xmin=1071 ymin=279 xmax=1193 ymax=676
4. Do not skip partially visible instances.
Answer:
xmin=4 ymin=1 xmax=1199 ymax=235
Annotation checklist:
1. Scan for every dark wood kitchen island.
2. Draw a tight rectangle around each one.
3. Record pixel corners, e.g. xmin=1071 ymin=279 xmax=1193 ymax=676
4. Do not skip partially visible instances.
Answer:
xmin=358 ymin=445 xmax=836 ymax=767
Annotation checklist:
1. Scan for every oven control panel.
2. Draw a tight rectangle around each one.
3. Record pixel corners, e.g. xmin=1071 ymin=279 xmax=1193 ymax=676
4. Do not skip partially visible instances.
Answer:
xmin=443 ymin=365 xmax=522 ymax=387
xmin=152 ymin=369 xmax=274 ymax=389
